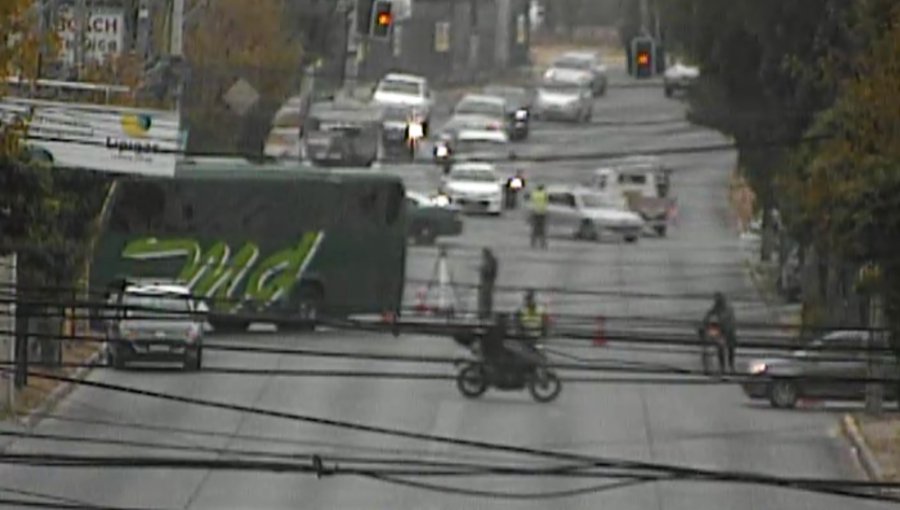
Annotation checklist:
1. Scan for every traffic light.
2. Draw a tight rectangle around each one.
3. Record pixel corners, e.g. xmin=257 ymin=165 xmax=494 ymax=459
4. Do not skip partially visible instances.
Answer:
xmin=631 ymin=37 xmax=656 ymax=79
xmin=370 ymin=0 xmax=393 ymax=39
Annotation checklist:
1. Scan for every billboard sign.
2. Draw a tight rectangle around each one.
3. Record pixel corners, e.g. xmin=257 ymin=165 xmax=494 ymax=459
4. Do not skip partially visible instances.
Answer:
xmin=56 ymin=7 xmax=125 ymax=65
xmin=0 ymin=98 xmax=184 ymax=177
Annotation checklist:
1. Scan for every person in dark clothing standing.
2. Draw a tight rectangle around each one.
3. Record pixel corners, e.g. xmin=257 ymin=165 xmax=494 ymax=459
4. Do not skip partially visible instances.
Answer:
xmin=478 ymin=248 xmax=498 ymax=319
xmin=703 ymin=292 xmax=737 ymax=373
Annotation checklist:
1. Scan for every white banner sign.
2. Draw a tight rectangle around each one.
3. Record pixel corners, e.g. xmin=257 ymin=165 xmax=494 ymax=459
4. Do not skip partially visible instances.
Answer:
xmin=56 ymin=7 xmax=125 ymax=65
xmin=0 ymin=98 xmax=183 ymax=177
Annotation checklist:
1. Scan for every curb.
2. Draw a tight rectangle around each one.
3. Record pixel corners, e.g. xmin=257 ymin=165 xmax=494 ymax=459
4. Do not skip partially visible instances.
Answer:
xmin=18 ymin=348 xmax=102 ymax=429
xmin=841 ymin=414 xmax=886 ymax=481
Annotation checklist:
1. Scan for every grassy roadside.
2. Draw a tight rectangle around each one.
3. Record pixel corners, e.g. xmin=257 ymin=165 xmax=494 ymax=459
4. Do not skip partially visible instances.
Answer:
xmin=2 ymin=318 xmax=102 ymax=425
xmin=855 ymin=416 xmax=900 ymax=481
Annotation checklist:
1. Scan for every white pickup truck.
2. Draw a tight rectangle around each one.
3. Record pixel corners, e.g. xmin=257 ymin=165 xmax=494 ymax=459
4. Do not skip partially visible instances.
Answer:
xmin=586 ymin=156 xmax=677 ymax=237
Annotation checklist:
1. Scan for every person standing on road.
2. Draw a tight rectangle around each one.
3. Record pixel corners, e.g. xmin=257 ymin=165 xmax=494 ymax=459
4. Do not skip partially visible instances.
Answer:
xmin=529 ymin=185 xmax=549 ymax=249
xmin=478 ymin=248 xmax=498 ymax=319
xmin=703 ymin=292 xmax=737 ymax=373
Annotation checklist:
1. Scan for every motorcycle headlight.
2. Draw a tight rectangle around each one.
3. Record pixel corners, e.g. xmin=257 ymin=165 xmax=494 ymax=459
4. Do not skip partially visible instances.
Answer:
xmin=509 ymin=177 xmax=524 ymax=189
xmin=749 ymin=362 xmax=768 ymax=375
xmin=435 ymin=144 xmax=450 ymax=158
xmin=433 ymin=194 xmax=451 ymax=207
xmin=515 ymin=109 xmax=528 ymax=121
xmin=407 ymin=122 xmax=424 ymax=140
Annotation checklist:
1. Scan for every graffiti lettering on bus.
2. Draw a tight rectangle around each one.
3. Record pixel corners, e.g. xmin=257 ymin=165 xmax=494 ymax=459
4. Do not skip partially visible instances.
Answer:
xmin=121 ymin=232 xmax=324 ymax=310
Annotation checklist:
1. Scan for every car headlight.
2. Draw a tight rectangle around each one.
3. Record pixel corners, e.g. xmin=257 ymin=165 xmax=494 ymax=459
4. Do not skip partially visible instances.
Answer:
xmin=515 ymin=109 xmax=528 ymax=120
xmin=749 ymin=362 xmax=768 ymax=375
xmin=433 ymin=194 xmax=451 ymax=207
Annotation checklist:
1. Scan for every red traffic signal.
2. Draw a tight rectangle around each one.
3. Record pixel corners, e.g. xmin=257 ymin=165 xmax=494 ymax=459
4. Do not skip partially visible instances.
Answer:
xmin=371 ymin=0 xmax=393 ymax=39
xmin=637 ymin=52 xmax=650 ymax=67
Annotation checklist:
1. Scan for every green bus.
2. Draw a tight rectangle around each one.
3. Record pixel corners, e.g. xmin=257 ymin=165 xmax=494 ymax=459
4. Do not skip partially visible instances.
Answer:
xmin=90 ymin=158 xmax=407 ymax=331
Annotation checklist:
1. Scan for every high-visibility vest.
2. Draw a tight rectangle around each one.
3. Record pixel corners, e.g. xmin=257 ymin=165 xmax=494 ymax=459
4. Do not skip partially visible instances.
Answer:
xmin=521 ymin=306 xmax=544 ymax=333
xmin=530 ymin=190 xmax=549 ymax=214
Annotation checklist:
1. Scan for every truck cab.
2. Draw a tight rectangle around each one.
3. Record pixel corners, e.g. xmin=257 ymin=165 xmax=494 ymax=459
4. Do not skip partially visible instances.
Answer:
xmin=588 ymin=156 xmax=676 ymax=237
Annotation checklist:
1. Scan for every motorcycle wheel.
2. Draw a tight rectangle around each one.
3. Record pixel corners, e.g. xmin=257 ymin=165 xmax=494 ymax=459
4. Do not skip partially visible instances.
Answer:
xmin=457 ymin=363 xmax=488 ymax=398
xmin=528 ymin=368 xmax=562 ymax=403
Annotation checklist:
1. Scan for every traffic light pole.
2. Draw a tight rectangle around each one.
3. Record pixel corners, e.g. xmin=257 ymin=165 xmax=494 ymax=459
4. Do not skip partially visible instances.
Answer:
xmin=341 ymin=0 xmax=361 ymax=97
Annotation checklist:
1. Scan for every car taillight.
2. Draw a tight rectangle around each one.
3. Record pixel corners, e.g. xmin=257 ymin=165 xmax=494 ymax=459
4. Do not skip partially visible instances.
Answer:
xmin=186 ymin=325 xmax=200 ymax=342
xmin=487 ymin=122 xmax=502 ymax=131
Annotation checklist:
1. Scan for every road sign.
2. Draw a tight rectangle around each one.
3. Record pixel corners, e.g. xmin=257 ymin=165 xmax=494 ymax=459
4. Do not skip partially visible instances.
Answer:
xmin=223 ymin=78 xmax=260 ymax=116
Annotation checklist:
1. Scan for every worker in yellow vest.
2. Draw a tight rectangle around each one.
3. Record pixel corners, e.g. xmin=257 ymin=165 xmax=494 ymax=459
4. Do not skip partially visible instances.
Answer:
xmin=529 ymin=185 xmax=549 ymax=249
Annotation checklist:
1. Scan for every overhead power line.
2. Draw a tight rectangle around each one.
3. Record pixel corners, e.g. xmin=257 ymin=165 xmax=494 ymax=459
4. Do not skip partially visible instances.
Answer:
xmin=11 ymin=370 xmax=900 ymax=503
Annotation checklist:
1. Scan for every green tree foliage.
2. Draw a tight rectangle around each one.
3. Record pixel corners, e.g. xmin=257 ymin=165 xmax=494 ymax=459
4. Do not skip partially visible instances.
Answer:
xmin=784 ymin=4 xmax=900 ymax=326
xmin=182 ymin=0 xmax=303 ymax=156
xmin=1 ymin=1 xmax=111 ymax=299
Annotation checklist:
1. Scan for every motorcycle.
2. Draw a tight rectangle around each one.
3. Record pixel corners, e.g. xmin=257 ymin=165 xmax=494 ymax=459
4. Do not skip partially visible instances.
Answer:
xmin=698 ymin=319 xmax=724 ymax=374
xmin=455 ymin=343 xmax=562 ymax=403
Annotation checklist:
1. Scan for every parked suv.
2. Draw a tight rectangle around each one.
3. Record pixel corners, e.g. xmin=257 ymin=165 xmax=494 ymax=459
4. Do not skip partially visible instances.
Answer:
xmin=105 ymin=283 xmax=206 ymax=371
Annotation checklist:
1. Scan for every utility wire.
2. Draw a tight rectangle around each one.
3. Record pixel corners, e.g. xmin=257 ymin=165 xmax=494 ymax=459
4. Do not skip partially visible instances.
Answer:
xmin=12 ymin=369 xmax=900 ymax=503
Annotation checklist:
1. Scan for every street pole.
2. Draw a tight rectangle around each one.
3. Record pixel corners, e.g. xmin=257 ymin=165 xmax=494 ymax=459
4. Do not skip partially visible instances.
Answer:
xmin=169 ymin=0 xmax=185 ymax=117
xmin=865 ymin=292 xmax=884 ymax=415
xmin=341 ymin=0 xmax=360 ymax=98
xmin=639 ymin=0 xmax=649 ymax=36
xmin=74 ymin=0 xmax=87 ymax=79
xmin=136 ymin=0 xmax=153 ymax=62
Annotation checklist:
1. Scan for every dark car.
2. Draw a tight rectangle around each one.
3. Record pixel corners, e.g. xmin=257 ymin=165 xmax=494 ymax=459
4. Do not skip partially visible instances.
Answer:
xmin=482 ymin=85 xmax=532 ymax=140
xmin=406 ymin=191 xmax=463 ymax=245
xmin=740 ymin=330 xmax=900 ymax=409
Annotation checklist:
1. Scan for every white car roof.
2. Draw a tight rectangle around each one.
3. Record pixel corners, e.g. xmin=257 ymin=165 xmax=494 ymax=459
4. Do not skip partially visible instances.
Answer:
xmin=451 ymin=162 xmax=496 ymax=173
xmin=125 ymin=283 xmax=192 ymax=296
xmin=559 ymin=51 xmax=597 ymax=61
xmin=456 ymin=129 xmax=509 ymax=143
xmin=542 ymin=68 xmax=593 ymax=84
xmin=381 ymin=73 xmax=427 ymax=85
xmin=458 ymin=94 xmax=506 ymax=106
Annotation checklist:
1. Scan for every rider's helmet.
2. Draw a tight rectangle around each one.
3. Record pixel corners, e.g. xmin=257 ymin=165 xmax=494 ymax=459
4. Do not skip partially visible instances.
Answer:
xmin=713 ymin=292 xmax=726 ymax=308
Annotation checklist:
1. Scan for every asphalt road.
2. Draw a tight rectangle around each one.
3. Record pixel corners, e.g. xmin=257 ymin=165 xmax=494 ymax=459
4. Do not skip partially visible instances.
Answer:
xmin=0 ymin=65 xmax=890 ymax=510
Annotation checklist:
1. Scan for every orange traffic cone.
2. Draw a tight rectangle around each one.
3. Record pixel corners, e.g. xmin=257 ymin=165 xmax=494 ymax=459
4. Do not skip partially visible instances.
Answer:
xmin=593 ymin=316 xmax=606 ymax=346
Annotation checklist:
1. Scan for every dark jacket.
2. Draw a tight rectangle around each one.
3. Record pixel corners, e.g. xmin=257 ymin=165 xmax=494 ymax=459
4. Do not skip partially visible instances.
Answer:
xmin=704 ymin=301 xmax=736 ymax=338
xmin=480 ymin=251 xmax=498 ymax=287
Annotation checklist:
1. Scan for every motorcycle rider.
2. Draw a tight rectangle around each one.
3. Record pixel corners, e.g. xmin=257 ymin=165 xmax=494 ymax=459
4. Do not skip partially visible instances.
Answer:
xmin=703 ymin=292 xmax=737 ymax=373
xmin=500 ymin=290 xmax=546 ymax=371
xmin=504 ymin=170 xmax=526 ymax=209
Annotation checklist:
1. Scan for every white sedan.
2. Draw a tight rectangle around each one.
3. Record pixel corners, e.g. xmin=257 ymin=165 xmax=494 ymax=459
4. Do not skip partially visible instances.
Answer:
xmin=441 ymin=162 xmax=503 ymax=215
xmin=543 ymin=185 xmax=645 ymax=243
